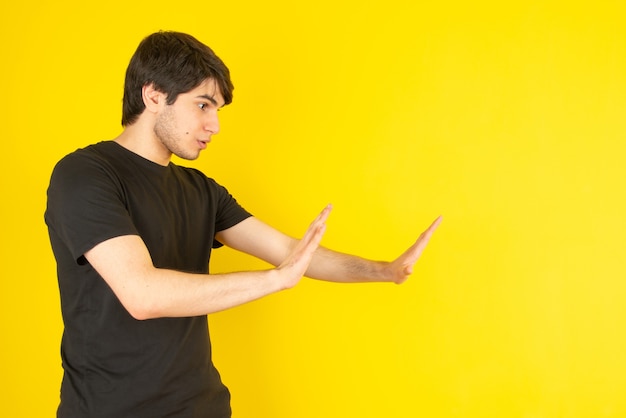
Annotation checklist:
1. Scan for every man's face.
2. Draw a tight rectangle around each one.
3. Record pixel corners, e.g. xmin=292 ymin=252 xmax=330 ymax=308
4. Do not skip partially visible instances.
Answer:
xmin=154 ymin=79 xmax=225 ymax=161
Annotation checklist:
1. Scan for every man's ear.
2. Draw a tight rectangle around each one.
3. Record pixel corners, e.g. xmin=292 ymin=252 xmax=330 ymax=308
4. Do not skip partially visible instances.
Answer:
xmin=142 ymin=83 xmax=166 ymax=113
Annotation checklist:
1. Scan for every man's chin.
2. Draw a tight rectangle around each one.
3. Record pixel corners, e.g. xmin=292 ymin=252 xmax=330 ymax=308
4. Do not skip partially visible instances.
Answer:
xmin=174 ymin=151 xmax=202 ymax=161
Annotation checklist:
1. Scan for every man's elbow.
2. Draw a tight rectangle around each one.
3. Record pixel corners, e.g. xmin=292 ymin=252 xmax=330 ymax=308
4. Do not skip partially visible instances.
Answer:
xmin=121 ymin=296 xmax=163 ymax=321
xmin=127 ymin=307 xmax=154 ymax=321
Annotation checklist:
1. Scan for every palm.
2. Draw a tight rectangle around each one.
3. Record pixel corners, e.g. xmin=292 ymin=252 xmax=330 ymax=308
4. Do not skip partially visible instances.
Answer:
xmin=391 ymin=216 xmax=442 ymax=284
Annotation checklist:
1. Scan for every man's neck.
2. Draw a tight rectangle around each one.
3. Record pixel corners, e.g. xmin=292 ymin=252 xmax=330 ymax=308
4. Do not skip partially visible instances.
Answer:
xmin=114 ymin=123 xmax=172 ymax=167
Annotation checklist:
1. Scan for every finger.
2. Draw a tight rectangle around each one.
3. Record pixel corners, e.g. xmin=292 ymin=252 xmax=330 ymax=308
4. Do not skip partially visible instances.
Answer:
xmin=300 ymin=221 xmax=327 ymax=254
xmin=300 ymin=204 xmax=332 ymax=244
xmin=400 ymin=215 xmax=442 ymax=263
xmin=278 ymin=220 xmax=326 ymax=269
xmin=393 ymin=216 xmax=442 ymax=284
xmin=415 ymin=215 xmax=443 ymax=244
xmin=426 ymin=215 xmax=443 ymax=234
xmin=311 ymin=204 xmax=332 ymax=227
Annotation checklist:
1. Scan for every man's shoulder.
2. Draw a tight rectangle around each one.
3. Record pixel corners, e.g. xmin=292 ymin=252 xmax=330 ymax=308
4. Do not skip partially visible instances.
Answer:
xmin=52 ymin=141 xmax=114 ymax=176
xmin=55 ymin=141 xmax=117 ymax=167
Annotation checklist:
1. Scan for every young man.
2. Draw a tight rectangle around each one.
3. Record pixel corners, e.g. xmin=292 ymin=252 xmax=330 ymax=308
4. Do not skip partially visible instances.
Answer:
xmin=45 ymin=31 xmax=441 ymax=418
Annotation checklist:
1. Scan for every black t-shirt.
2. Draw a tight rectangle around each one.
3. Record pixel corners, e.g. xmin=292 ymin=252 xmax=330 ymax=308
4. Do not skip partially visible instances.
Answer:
xmin=45 ymin=141 xmax=252 ymax=418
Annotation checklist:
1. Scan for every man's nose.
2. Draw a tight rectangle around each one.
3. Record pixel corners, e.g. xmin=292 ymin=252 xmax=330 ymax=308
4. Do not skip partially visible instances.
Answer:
xmin=205 ymin=112 xmax=220 ymax=135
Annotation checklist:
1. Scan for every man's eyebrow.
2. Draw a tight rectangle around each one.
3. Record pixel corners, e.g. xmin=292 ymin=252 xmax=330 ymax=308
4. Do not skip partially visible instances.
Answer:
xmin=196 ymin=94 xmax=219 ymax=105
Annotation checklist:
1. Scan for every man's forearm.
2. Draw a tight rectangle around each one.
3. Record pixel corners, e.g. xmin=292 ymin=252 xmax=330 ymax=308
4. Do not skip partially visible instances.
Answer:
xmin=87 ymin=208 xmax=329 ymax=320
xmin=305 ymin=246 xmax=391 ymax=283
xmin=130 ymin=267 xmax=286 ymax=319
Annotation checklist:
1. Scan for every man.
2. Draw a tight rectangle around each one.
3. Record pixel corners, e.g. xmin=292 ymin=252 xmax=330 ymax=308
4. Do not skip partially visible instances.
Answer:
xmin=45 ymin=31 xmax=441 ymax=418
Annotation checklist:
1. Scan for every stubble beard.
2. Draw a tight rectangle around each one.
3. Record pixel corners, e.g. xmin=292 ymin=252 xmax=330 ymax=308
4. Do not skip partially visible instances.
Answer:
xmin=154 ymin=106 xmax=200 ymax=161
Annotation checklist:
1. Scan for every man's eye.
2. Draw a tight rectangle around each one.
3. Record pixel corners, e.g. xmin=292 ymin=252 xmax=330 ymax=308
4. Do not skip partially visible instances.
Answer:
xmin=198 ymin=103 xmax=207 ymax=110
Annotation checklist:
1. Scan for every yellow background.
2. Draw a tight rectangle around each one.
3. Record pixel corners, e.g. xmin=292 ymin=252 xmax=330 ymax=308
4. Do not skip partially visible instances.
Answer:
xmin=2 ymin=1 xmax=626 ymax=417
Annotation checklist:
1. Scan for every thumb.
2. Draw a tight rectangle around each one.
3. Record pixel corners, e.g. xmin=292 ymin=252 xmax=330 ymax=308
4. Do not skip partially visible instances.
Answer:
xmin=403 ymin=264 xmax=414 ymax=276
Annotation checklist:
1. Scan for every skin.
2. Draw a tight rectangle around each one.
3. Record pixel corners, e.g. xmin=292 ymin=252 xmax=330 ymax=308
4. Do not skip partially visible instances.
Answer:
xmin=85 ymin=78 xmax=442 ymax=320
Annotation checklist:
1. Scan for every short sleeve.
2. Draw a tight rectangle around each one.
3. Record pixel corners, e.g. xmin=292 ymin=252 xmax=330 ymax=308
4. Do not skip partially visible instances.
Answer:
xmin=208 ymin=178 xmax=252 ymax=248
xmin=45 ymin=152 xmax=139 ymax=264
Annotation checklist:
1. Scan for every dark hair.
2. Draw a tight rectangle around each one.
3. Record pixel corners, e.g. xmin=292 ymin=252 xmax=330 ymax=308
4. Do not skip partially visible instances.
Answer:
xmin=121 ymin=31 xmax=234 ymax=126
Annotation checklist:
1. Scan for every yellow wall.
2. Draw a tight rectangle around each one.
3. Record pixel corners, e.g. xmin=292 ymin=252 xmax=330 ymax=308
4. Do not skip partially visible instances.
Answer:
xmin=2 ymin=1 xmax=626 ymax=417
